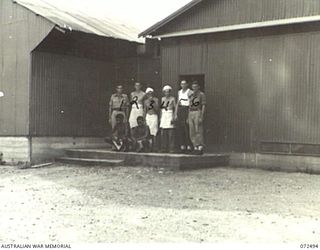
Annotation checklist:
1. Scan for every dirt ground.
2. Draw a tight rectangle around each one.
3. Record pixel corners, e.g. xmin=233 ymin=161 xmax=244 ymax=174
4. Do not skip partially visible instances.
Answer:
xmin=0 ymin=164 xmax=319 ymax=243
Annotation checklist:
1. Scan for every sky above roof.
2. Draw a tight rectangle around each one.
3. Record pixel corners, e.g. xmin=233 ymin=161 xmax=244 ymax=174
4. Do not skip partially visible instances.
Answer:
xmin=15 ymin=0 xmax=192 ymax=42
xmin=41 ymin=0 xmax=192 ymax=31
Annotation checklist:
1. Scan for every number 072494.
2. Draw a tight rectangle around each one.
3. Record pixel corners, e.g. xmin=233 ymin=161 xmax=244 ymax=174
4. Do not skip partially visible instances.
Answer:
xmin=300 ymin=244 xmax=319 ymax=249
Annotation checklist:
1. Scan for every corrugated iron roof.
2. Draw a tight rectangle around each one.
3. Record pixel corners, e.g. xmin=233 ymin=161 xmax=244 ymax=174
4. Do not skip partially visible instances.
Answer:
xmin=139 ymin=0 xmax=202 ymax=37
xmin=14 ymin=0 xmax=143 ymax=43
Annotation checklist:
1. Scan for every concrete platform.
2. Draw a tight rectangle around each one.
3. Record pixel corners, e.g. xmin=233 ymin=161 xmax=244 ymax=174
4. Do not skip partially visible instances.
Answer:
xmin=57 ymin=157 xmax=124 ymax=167
xmin=57 ymin=149 xmax=230 ymax=170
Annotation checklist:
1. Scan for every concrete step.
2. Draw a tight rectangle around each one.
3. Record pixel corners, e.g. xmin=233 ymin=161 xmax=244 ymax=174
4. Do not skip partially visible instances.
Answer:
xmin=63 ymin=149 xmax=230 ymax=170
xmin=56 ymin=157 xmax=124 ymax=166
xmin=65 ymin=149 xmax=124 ymax=160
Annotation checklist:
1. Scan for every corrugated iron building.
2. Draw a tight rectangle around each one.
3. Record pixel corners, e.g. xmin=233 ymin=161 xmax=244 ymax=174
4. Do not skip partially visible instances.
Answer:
xmin=141 ymin=0 xmax=320 ymax=162
xmin=0 ymin=0 xmax=160 ymax=164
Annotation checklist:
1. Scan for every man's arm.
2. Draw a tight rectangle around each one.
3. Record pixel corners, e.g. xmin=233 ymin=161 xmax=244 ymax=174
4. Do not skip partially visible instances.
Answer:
xmin=159 ymin=98 xmax=163 ymax=121
xmin=200 ymin=105 xmax=206 ymax=123
xmin=172 ymin=97 xmax=177 ymax=123
xmin=123 ymin=95 xmax=129 ymax=119
xmin=154 ymin=98 xmax=160 ymax=113
xmin=131 ymin=127 xmax=136 ymax=141
xmin=172 ymin=97 xmax=177 ymax=111
xmin=200 ymin=93 xmax=206 ymax=123
xmin=111 ymin=125 xmax=118 ymax=137
xmin=125 ymin=123 xmax=130 ymax=137
xmin=109 ymin=95 xmax=113 ymax=124
xmin=142 ymin=126 xmax=150 ymax=140
xmin=174 ymin=96 xmax=179 ymax=120
xmin=143 ymin=100 xmax=148 ymax=119
xmin=128 ymin=92 xmax=134 ymax=116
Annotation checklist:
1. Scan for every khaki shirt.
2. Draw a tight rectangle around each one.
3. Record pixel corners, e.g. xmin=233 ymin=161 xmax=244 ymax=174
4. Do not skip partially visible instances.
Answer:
xmin=189 ymin=91 xmax=206 ymax=111
xmin=109 ymin=94 xmax=129 ymax=110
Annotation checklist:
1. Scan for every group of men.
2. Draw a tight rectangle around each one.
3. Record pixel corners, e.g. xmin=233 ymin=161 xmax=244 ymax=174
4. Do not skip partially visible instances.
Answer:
xmin=106 ymin=80 xmax=206 ymax=155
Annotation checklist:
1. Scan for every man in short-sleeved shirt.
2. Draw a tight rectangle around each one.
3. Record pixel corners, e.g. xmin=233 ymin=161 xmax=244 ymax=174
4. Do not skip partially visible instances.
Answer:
xmin=188 ymin=82 xmax=206 ymax=155
xmin=109 ymin=85 xmax=129 ymax=129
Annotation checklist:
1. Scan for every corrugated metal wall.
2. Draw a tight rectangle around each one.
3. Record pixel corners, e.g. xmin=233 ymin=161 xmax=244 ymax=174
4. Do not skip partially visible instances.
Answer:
xmin=0 ymin=0 xmax=54 ymax=135
xmin=161 ymin=24 xmax=320 ymax=152
xmin=0 ymin=1 xmax=160 ymax=138
xmin=30 ymin=37 xmax=161 ymax=137
xmin=30 ymin=51 xmax=115 ymax=136
xmin=156 ymin=0 xmax=320 ymax=36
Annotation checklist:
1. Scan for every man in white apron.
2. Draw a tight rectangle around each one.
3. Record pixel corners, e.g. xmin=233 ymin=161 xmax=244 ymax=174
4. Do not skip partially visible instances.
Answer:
xmin=160 ymin=85 xmax=176 ymax=153
xmin=144 ymin=87 xmax=159 ymax=151
xmin=129 ymin=82 xmax=145 ymax=128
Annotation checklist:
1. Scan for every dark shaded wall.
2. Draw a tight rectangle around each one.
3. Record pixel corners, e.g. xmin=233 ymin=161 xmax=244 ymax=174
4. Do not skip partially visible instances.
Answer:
xmin=30 ymin=51 xmax=115 ymax=136
xmin=0 ymin=0 xmax=54 ymax=135
xmin=30 ymin=31 xmax=161 ymax=137
xmin=161 ymin=24 xmax=320 ymax=153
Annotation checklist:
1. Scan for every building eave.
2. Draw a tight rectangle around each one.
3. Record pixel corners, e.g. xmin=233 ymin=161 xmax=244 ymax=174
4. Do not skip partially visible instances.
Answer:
xmin=139 ymin=0 xmax=203 ymax=37
xmin=152 ymin=15 xmax=320 ymax=39
xmin=13 ymin=0 xmax=144 ymax=43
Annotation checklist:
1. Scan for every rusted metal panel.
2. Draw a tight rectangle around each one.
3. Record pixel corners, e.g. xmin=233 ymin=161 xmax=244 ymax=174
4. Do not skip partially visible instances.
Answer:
xmin=154 ymin=0 xmax=320 ymax=36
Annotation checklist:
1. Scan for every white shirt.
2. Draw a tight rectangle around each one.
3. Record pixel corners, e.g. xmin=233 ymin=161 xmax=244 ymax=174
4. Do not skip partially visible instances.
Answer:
xmin=178 ymin=89 xmax=192 ymax=107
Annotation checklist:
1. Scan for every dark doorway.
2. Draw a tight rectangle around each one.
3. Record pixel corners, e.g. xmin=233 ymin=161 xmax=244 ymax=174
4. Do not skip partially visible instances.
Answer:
xmin=179 ymin=74 xmax=205 ymax=91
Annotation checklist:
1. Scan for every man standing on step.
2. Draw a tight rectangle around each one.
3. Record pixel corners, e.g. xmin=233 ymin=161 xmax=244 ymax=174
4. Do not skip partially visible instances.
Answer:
xmin=129 ymin=82 xmax=145 ymax=129
xmin=144 ymin=87 xmax=159 ymax=152
xmin=175 ymin=80 xmax=193 ymax=153
xmin=109 ymin=85 xmax=129 ymax=129
xmin=188 ymin=81 xmax=206 ymax=155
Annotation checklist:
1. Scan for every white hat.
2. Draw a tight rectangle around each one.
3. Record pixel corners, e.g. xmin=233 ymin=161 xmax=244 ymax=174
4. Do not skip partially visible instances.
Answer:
xmin=162 ymin=85 xmax=172 ymax=92
xmin=146 ymin=87 xmax=154 ymax=93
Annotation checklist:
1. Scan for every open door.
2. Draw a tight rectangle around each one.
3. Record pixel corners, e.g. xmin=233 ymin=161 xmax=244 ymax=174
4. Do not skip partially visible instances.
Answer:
xmin=179 ymin=74 xmax=205 ymax=91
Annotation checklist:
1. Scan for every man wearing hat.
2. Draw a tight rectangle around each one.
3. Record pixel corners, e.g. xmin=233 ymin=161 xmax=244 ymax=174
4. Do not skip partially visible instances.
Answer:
xmin=160 ymin=85 xmax=176 ymax=153
xmin=144 ymin=87 xmax=159 ymax=151
xmin=109 ymin=85 xmax=129 ymax=129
